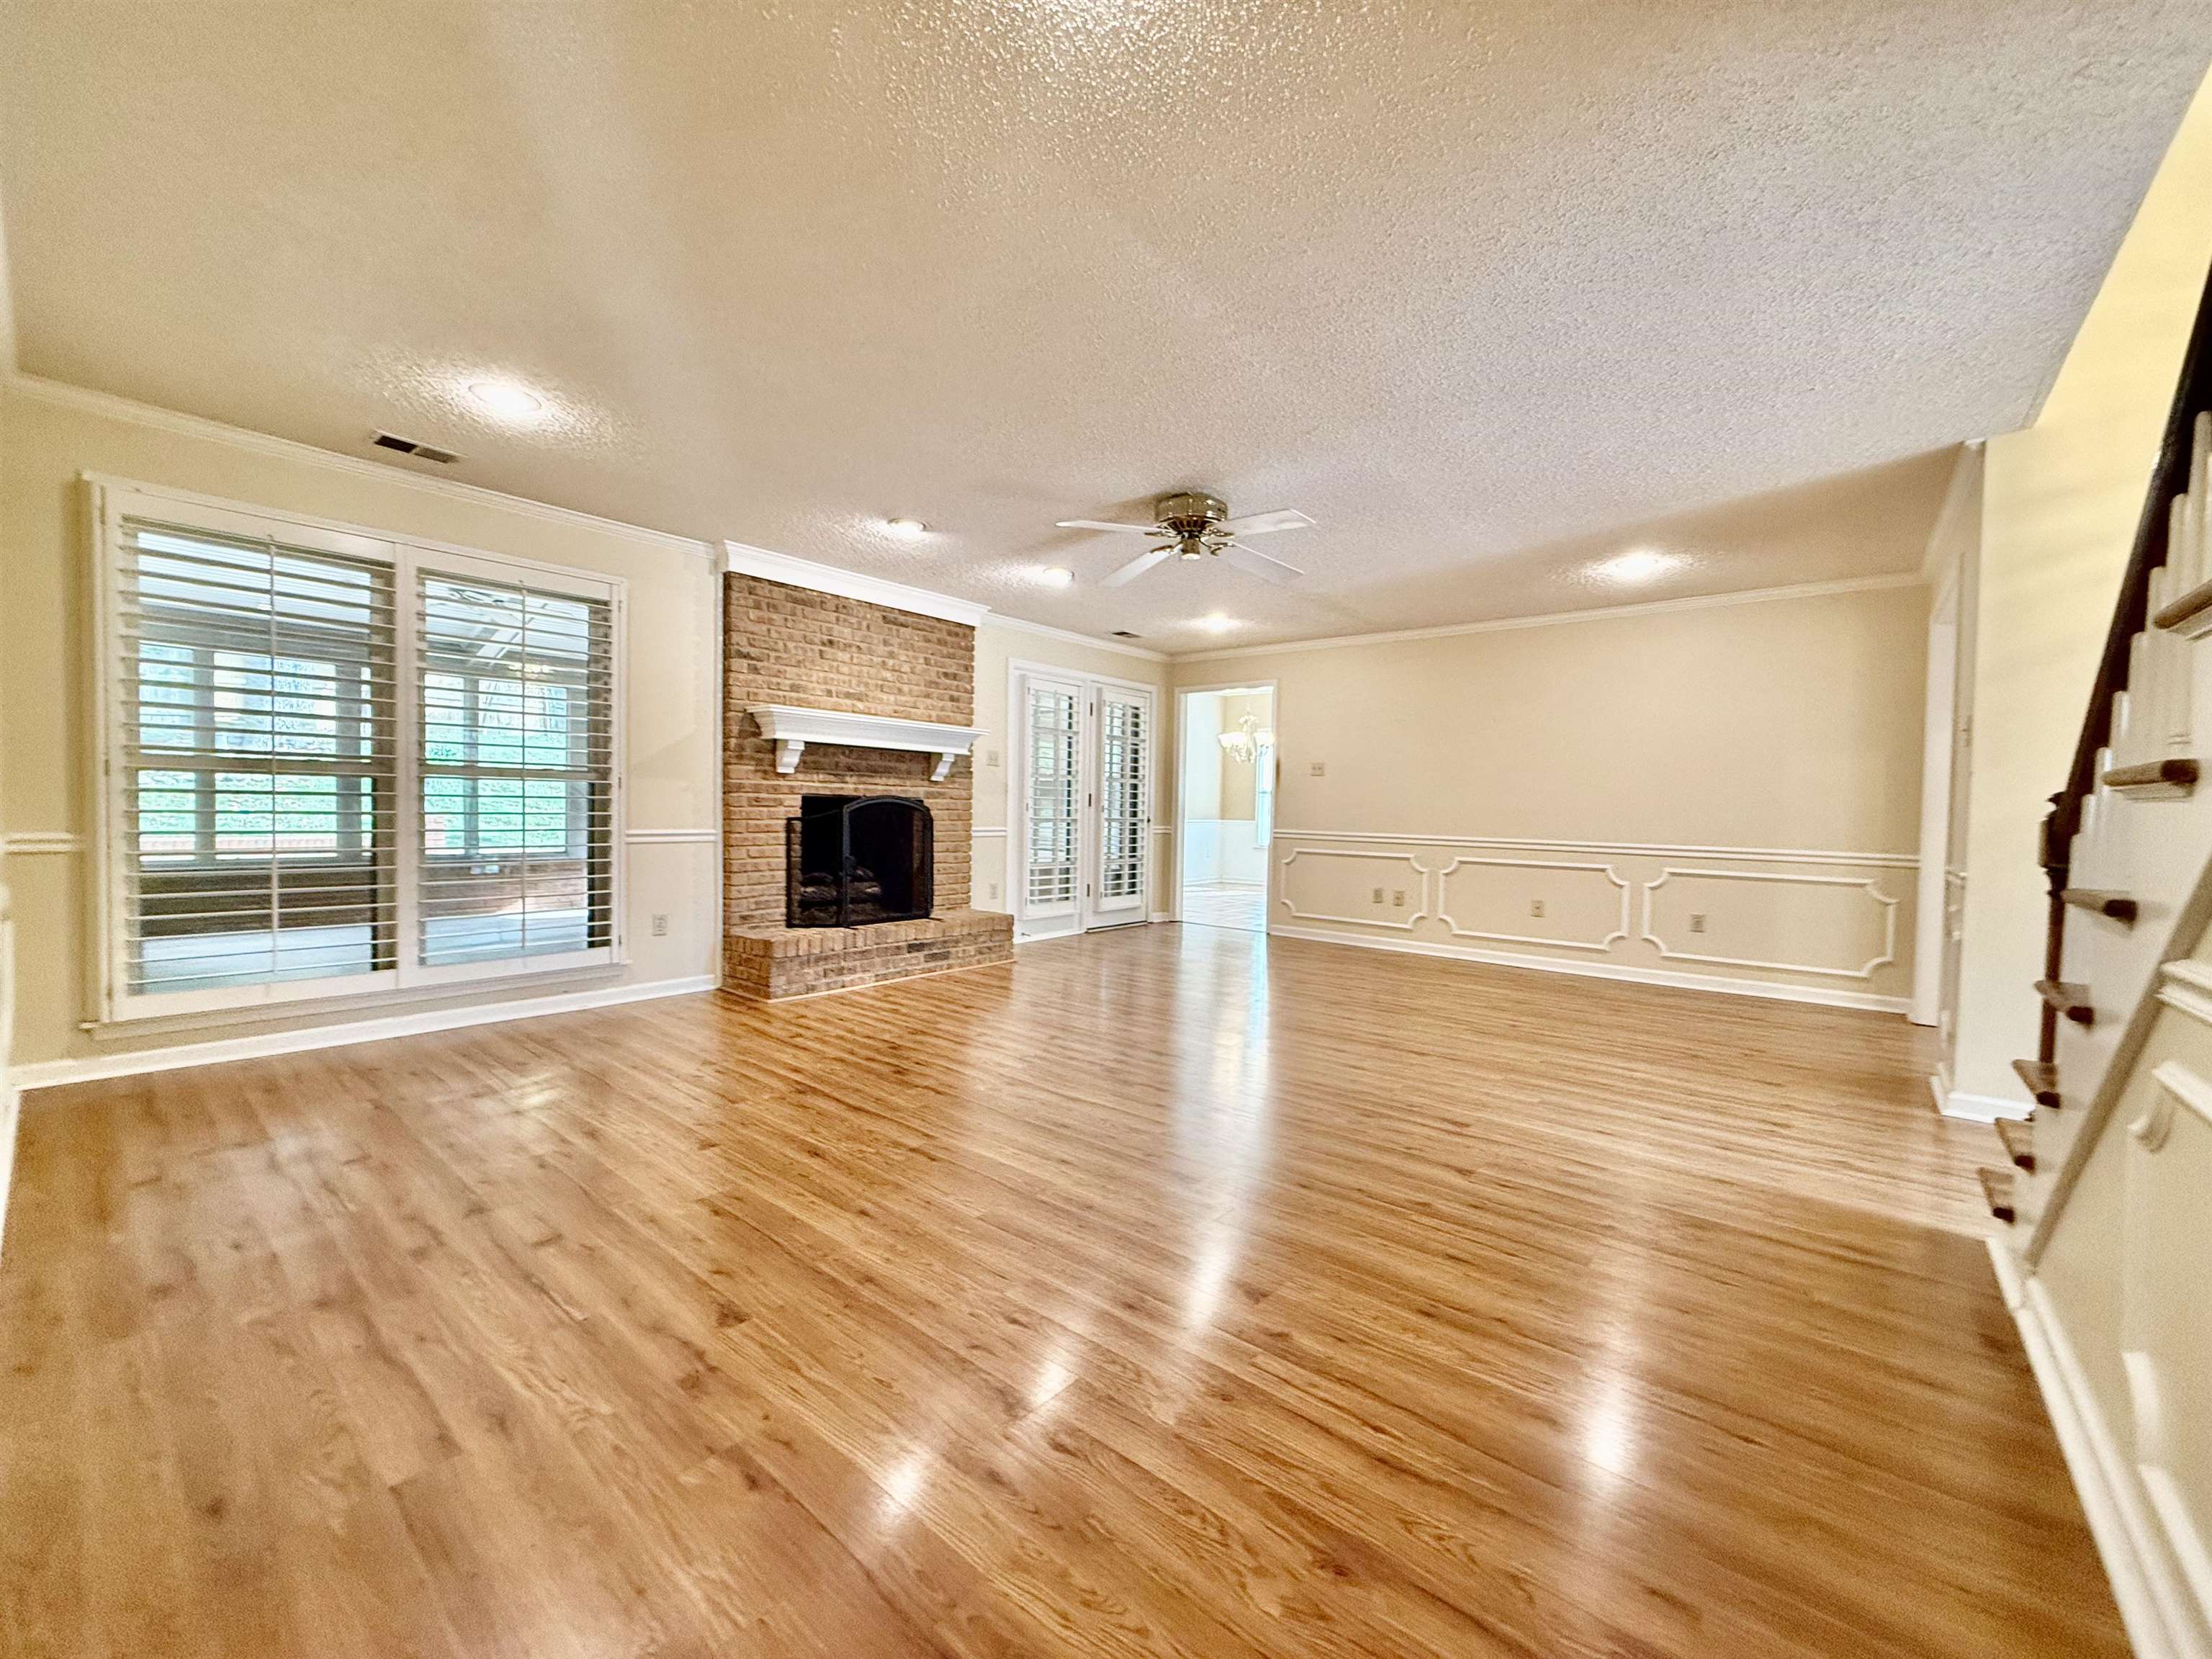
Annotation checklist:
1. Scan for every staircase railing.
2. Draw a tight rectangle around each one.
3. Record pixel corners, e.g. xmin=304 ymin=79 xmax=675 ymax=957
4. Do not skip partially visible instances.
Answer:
xmin=2033 ymin=263 xmax=2212 ymax=1072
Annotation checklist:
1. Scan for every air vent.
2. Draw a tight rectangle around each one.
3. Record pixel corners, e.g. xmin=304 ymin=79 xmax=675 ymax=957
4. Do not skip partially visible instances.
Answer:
xmin=370 ymin=431 xmax=461 ymax=464
xmin=1111 ymin=629 xmax=1142 ymax=639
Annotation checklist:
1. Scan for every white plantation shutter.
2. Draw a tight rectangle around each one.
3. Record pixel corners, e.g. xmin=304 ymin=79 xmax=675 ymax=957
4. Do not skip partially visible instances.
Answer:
xmin=1022 ymin=676 xmax=1081 ymax=916
xmin=94 ymin=482 xmax=626 ymax=1022
xmin=1094 ymin=685 xmax=1151 ymax=916
xmin=109 ymin=515 xmax=400 ymax=1010
xmin=415 ymin=566 xmax=617 ymax=971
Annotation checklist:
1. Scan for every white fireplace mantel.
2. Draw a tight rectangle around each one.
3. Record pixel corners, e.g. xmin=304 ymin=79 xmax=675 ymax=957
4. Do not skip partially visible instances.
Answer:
xmin=747 ymin=704 xmax=986 ymax=783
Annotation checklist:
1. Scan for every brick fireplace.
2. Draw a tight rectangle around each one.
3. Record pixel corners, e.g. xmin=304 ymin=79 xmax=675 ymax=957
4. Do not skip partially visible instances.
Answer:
xmin=721 ymin=571 xmax=1013 ymax=998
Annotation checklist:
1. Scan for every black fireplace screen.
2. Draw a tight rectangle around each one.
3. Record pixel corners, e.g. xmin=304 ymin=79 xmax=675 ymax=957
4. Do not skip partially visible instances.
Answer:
xmin=786 ymin=794 xmax=934 ymax=928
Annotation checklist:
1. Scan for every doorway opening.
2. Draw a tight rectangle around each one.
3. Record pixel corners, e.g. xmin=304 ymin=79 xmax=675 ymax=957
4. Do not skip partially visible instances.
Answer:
xmin=1177 ymin=684 xmax=1275 ymax=933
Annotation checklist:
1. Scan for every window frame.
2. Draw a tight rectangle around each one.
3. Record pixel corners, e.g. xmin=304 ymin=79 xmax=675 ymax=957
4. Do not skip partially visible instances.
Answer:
xmin=89 ymin=476 xmax=627 ymax=1025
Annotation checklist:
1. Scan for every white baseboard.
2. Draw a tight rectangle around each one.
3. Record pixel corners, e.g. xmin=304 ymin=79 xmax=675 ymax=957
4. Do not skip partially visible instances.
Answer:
xmin=9 ymin=974 xmax=721 ymax=1093
xmin=1990 ymin=1241 xmax=2208 ymax=1659
xmin=1939 ymin=1089 xmax=2034 ymax=1123
xmin=1265 ymin=924 xmax=1912 ymax=1014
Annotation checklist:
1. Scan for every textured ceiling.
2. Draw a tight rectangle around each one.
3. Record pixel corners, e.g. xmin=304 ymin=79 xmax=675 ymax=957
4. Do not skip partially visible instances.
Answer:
xmin=3 ymin=3 xmax=2204 ymax=650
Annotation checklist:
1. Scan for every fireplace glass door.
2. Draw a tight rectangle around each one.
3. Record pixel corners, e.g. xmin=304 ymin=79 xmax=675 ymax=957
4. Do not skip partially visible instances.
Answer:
xmin=786 ymin=794 xmax=932 ymax=927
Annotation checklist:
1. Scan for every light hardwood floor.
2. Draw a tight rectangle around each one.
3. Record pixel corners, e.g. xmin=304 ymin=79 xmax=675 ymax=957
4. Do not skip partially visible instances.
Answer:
xmin=0 ymin=924 xmax=2124 ymax=1657
xmin=1179 ymin=881 xmax=1267 ymax=932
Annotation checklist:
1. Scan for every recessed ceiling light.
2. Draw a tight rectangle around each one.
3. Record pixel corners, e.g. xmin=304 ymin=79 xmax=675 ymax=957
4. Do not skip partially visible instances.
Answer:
xmin=1592 ymin=547 xmax=1683 ymax=585
xmin=882 ymin=517 xmax=930 ymax=540
xmin=466 ymin=379 xmax=546 ymax=421
xmin=1196 ymin=613 xmax=1237 ymax=633
xmin=1038 ymin=567 xmax=1074 ymax=588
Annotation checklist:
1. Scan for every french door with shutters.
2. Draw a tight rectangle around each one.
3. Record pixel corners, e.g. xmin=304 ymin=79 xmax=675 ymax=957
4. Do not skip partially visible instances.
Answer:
xmin=1011 ymin=665 xmax=1155 ymax=939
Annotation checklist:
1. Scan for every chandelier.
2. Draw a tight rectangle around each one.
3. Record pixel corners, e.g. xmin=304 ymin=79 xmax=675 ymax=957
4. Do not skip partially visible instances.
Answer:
xmin=1216 ymin=711 xmax=1274 ymax=765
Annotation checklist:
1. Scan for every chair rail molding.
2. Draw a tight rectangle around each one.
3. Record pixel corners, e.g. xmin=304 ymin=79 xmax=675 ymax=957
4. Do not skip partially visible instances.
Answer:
xmin=1434 ymin=855 xmax=1630 ymax=953
xmin=1270 ymin=828 xmax=1915 ymax=868
xmin=1 ymin=832 xmax=85 ymax=855
xmin=1640 ymin=866 xmax=1900 ymax=980
xmin=1277 ymin=847 xmax=1429 ymax=930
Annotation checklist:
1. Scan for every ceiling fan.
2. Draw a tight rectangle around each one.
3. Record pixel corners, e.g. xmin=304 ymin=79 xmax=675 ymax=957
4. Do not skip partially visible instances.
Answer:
xmin=1056 ymin=493 xmax=1314 ymax=588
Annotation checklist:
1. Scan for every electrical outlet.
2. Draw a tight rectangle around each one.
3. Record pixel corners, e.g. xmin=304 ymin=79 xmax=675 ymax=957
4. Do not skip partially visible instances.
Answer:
xmin=986 ymin=748 xmax=999 ymax=768
xmin=988 ymin=881 xmax=999 ymax=903
xmin=1529 ymin=899 xmax=1545 ymax=918
xmin=649 ymin=912 xmax=669 ymax=938
xmin=1392 ymin=890 xmax=1406 ymax=907
xmin=1372 ymin=886 xmax=1385 ymax=904
xmin=1309 ymin=760 xmax=1326 ymax=777
xmin=1689 ymin=912 xmax=1707 ymax=934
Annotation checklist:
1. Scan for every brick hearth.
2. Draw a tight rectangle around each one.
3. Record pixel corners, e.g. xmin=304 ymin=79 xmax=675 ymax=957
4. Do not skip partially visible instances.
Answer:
xmin=721 ymin=572 xmax=1013 ymax=998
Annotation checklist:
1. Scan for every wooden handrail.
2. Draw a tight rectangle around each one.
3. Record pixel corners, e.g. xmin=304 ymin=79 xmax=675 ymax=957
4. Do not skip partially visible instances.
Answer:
xmin=2034 ymin=261 xmax=2212 ymax=1065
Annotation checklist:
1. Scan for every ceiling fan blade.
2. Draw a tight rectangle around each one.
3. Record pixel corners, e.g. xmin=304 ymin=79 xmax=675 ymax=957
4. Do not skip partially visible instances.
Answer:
xmin=1217 ymin=508 xmax=1315 ymax=537
xmin=1222 ymin=541 xmax=1304 ymax=587
xmin=1100 ymin=547 xmax=1174 ymax=588
xmin=1055 ymin=518 xmax=1164 ymax=535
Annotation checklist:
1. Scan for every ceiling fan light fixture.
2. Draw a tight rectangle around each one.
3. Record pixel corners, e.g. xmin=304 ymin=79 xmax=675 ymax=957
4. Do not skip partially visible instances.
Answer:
xmin=1062 ymin=492 xmax=1310 ymax=588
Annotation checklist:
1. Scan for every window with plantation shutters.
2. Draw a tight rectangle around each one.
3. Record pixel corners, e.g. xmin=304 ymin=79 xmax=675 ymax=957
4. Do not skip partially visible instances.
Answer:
xmin=1094 ymin=685 xmax=1150 ymax=915
xmin=110 ymin=515 xmax=400 ymax=1008
xmin=1008 ymin=665 xmax=1154 ymax=939
xmin=94 ymin=482 xmax=624 ymax=1022
xmin=415 ymin=567 xmax=616 ymax=971
xmin=1021 ymin=675 xmax=1080 ymax=915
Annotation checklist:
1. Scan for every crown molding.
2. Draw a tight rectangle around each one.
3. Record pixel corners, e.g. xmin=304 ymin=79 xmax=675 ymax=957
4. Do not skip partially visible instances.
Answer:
xmin=4 ymin=372 xmax=716 ymax=560
xmin=981 ymin=611 xmax=1167 ymax=662
xmin=1171 ymin=572 xmax=1926 ymax=663
xmin=722 ymin=539 xmax=993 ymax=628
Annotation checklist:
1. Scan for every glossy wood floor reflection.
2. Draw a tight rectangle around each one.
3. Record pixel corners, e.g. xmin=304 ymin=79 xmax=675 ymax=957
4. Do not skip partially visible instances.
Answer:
xmin=1 ymin=925 xmax=2126 ymax=1658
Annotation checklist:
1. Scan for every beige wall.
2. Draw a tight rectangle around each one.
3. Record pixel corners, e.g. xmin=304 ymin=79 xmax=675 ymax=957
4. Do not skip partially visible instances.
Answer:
xmin=1955 ymin=74 xmax=2212 ymax=1107
xmin=1215 ymin=691 xmax=1269 ymax=822
xmin=1180 ymin=693 xmax=1225 ymax=821
xmin=969 ymin=622 xmax=1173 ymax=920
xmin=1173 ymin=580 xmax=1929 ymax=1008
xmin=0 ymin=383 xmax=723 ymax=1074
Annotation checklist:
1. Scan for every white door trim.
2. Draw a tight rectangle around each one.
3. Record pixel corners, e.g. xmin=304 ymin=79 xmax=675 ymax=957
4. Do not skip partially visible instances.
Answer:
xmin=1172 ymin=679 xmax=1279 ymax=927
xmin=1912 ymin=570 xmax=1960 ymax=1028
